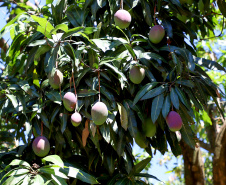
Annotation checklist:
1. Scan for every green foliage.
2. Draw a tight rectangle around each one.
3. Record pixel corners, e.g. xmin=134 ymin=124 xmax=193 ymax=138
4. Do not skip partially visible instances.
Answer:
xmin=0 ymin=0 xmax=225 ymax=184
xmin=0 ymin=155 xmax=99 ymax=184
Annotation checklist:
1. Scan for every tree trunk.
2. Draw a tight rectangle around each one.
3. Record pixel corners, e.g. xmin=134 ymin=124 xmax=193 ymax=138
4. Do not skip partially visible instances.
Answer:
xmin=213 ymin=124 xmax=226 ymax=185
xmin=180 ymin=140 xmax=205 ymax=185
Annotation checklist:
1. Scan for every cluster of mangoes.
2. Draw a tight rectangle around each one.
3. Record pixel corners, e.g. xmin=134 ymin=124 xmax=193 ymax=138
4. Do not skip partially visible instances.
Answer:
xmin=114 ymin=9 xmax=183 ymax=144
xmin=32 ymin=8 xmax=183 ymax=157
xmin=32 ymin=68 xmax=109 ymax=157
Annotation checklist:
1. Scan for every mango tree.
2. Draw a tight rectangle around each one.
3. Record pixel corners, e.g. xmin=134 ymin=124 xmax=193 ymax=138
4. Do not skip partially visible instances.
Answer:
xmin=0 ymin=0 xmax=225 ymax=184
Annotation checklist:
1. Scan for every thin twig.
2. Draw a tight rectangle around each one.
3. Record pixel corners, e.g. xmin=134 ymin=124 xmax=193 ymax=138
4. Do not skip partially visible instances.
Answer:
xmin=202 ymin=12 xmax=222 ymax=18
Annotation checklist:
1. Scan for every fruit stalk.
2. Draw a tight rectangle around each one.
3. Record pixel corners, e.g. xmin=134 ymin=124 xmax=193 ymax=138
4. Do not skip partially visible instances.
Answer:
xmin=41 ymin=122 xmax=43 ymax=136
xmin=72 ymin=70 xmax=77 ymax=95
xmin=154 ymin=1 xmax=157 ymax=25
xmin=98 ymin=68 xmax=101 ymax=102
xmin=120 ymin=0 xmax=123 ymax=9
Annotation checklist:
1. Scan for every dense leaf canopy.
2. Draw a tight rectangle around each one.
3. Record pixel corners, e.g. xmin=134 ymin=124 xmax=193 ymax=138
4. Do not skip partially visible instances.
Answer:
xmin=0 ymin=0 xmax=225 ymax=184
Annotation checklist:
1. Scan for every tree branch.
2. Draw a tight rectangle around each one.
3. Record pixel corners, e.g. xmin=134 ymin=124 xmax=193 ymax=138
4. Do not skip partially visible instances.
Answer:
xmin=199 ymin=139 xmax=214 ymax=153
xmin=26 ymin=1 xmax=38 ymax=10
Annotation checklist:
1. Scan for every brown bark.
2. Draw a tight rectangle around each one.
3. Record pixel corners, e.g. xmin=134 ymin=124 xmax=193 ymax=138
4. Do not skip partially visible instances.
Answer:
xmin=0 ymin=38 xmax=9 ymax=53
xmin=213 ymin=124 xmax=226 ymax=185
xmin=180 ymin=140 xmax=205 ymax=185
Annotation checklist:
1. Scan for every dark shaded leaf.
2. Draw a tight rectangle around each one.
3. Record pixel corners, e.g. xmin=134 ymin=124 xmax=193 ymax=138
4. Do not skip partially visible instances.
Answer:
xmin=162 ymin=94 xmax=171 ymax=119
xmin=67 ymin=166 xmax=99 ymax=184
xmin=217 ymin=0 xmax=226 ymax=18
xmin=42 ymin=155 xmax=64 ymax=168
xmin=170 ymin=87 xmax=179 ymax=110
xmin=40 ymin=111 xmax=50 ymax=128
xmin=134 ymin=173 xmax=162 ymax=182
xmin=194 ymin=57 xmax=226 ymax=72
xmin=141 ymin=85 xmax=167 ymax=100
xmin=133 ymin=82 xmax=158 ymax=105
xmin=162 ymin=19 xmax=173 ymax=38
xmin=130 ymin=157 xmax=151 ymax=175
xmin=151 ymin=93 xmax=164 ymax=123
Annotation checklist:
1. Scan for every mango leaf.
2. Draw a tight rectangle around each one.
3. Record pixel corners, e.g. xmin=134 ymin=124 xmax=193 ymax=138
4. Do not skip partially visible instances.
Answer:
xmin=117 ymin=102 xmax=128 ymax=130
xmin=42 ymin=155 xmax=64 ymax=168
xmin=32 ymin=174 xmax=45 ymax=184
xmin=46 ymin=91 xmax=62 ymax=105
xmin=165 ymin=128 xmax=182 ymax=156
xmin=175 ymin=86 xmax=190 ymax=109
xmin=75 ymin=68 xmax=91 ymax=87
xmin=66 ymin=5 xmax=88 ymax=27
xmin=130 ymin=157 xmax=151 ymax=175
xmin=33 ymin=68 xmax=40 ymax=88
xmin=103 ymin=63 xmax=127 ymax=82
xmin=67 ymin=166 xmax=99 ymax=184
xmin=141 ymin=85 xmax=167 ymax=100
xmin=186 ymin=88 xmax=203 ymax=110
xmin=194 ymin=57 xmax=226 ymax=72
xmin=40 ymin=111 xmax=50 ymax=128
xmin=105 ymin=153 xmax=115 ymax=175
xmin=155 ymin=127 xmax=168 ymax=154
xmin=9 ymin=159 xmax=30 ymax=167
xmin=77 ymin=89 xmax=99 ymax=97
xmin=133 ymin=82 xmax=158 ymax=105
xmin=162 ymin=19 xmax=173 ymax=38
xmin=34 ymin=45 xmax=51 ymax=61
xmin=217 ymin=0 xmax=226 ymax=18
xmin=115 ymin=128 xmax=126 ymax=156
xmin=204 ymin=85 xmax=224 ymax=117
xmin=100 ymin=86 xmax=116 ymax=108
xmin=145 ymin=69 xmax=156 ymax=82
xmin=114 ymin=177 xmax=130 ymax=185
xmin=2 ymin=174 xmax=27 ymax=185
xmin=6 ymin=94 xmax=18 ymax=109
xmin=51 ymin=24 xmax=68 ymax=34
xmin=178 ymin=110 xmax=196 ymax=149
xmin=175 ymin=79 xmax=194 ymax=88
xmin=51 ymin=174 xmax=67 ymax=185
xmin=151 ymin=93 xmax=164 ymax=123
xmin=50 ymin=106 xmax=60 ymax=123
xmin=134 ymin=173 xmax=162 ymax=182
xmin=46 ymin=0 xmax=53 ymax=4
xmin=31 ymin=15 xmax=54 ymax=33
xmin=92 ymin=39 xmax=111 ymax=52
xmin=175 ymin=48 xmax=195 ymax=71
xmin=162 ymin=94 xmax=171 ymax=119
xmin=52 ymin=0 xmax=66 ymax=25
xmin=141 ymin=52 xmax=167 ymax=63
xmin=107 ymin=174 xmax=121 ymax=185
xmin=61 ymin=27 xmax=84 ymax=39
xmin=59 ymin=109 xmax=68 ymax=133
xmin=123 ymin=101 xmax=137 ymax=138
xmin=45 ymin=45 xmax=59 ymax=73
xmin=170 ymin=87 xmax=179 ymax=110
xmin=141 ymin=0 xmax=152 ymax=26
xmin=0 ymin=13 xmax=23 ymax=35
xmin=99 ymin=122 xmax=110 ymax=143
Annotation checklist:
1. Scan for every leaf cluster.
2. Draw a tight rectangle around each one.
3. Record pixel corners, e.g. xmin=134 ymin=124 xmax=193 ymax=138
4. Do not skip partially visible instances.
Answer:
xmin=0 ymin=0 xmax=225 ymax=184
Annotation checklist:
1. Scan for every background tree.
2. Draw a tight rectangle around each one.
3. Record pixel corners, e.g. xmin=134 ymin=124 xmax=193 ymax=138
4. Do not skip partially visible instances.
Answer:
xmin=0 ymin=0 xmax=225 ymax=184
xmin=161 ymin=26 xmax=226 ymax=185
